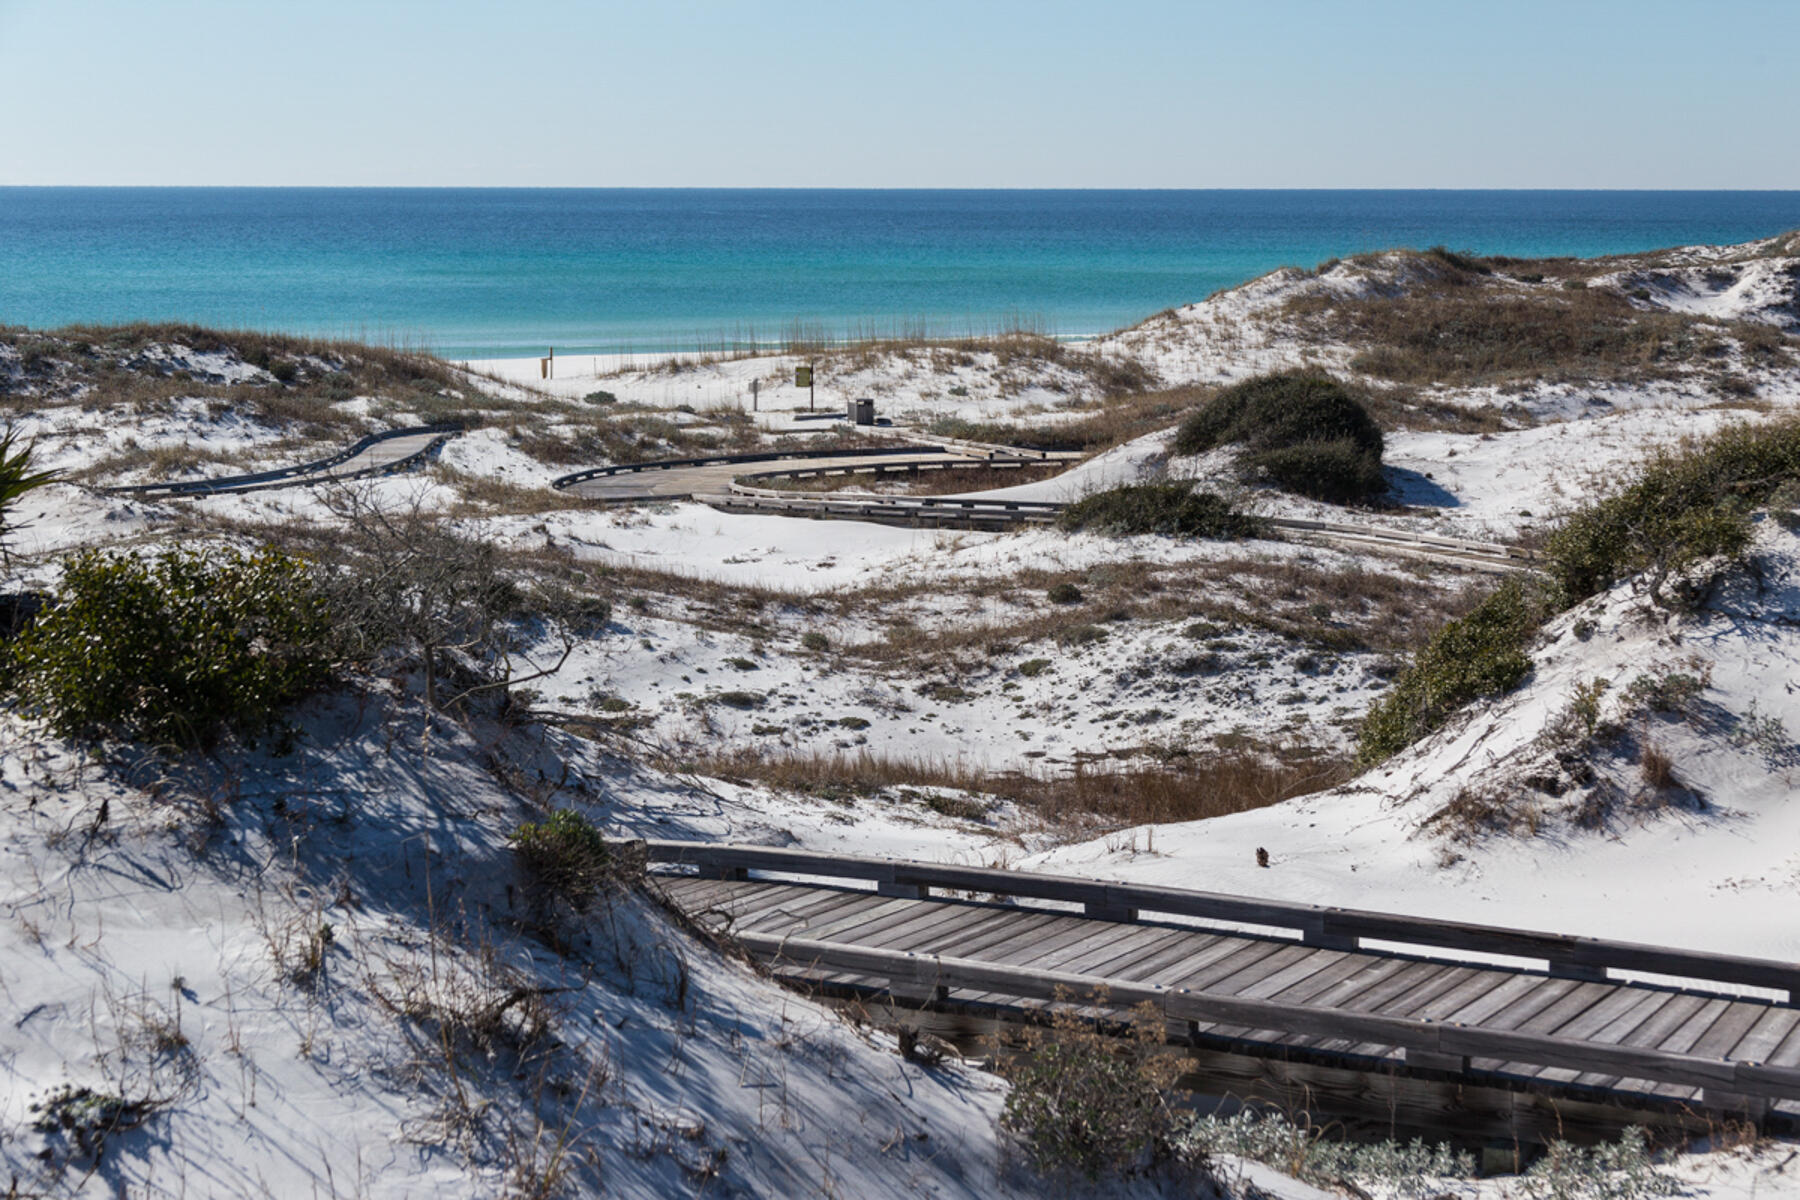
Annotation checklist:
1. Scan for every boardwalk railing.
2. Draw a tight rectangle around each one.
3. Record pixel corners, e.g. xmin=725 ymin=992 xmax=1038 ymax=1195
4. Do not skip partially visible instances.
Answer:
xmin=644 ymin=840 xmax=1800 ymax=1003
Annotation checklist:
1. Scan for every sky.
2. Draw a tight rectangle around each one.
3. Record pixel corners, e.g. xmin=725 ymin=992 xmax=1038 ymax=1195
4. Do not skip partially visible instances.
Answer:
xmin=1 ymin=0 xmax=1796 ymax=188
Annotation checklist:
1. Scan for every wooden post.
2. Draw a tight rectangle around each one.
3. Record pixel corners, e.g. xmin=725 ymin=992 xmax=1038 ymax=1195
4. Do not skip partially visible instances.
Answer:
xmin=750 ymin=378 xmax=759 ymax=412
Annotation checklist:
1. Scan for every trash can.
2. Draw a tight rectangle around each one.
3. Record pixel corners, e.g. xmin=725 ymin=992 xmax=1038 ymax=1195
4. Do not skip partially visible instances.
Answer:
xmin=849 ymin=397 xmax=875 ymax=426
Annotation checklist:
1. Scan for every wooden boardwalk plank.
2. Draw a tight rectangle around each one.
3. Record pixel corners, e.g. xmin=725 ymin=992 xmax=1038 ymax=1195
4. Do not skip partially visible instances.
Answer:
xmin=1730 ymin=1006 xmax=1800 ymax=1065
xmin=1688 ymin=1000 xmax=1773 ymax=1061
xmin=1657 ymin=998 xmax=1736 ymax=1056
xmin=855 ymin=902 xmax=1011 ymax=952
xmin=736 ymin=889 xmax=880 ymax=935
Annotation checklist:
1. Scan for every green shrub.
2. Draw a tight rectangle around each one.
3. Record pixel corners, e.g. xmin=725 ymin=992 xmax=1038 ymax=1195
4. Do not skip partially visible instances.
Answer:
xmin=800 ymin=631 xmax=830 ymax=652
xmin=1172 ymin=373 xmax=1386 ymax=504
xmin=509 ymin=809 xmax=612 ymax=915
xmin=1046 ymin=582 xmax=1084 ymax=604
xmin=1356 ymin=580 xmax=1547 ymax=765
xmin=1544 ymin=418 xmax=1800 ymax=607
xmin=0 ymin=426 xmax=58 ymax=561
xmin=1058 ymin=484 xmax=1260 ymax=539
xmin=9 ymin=547 xmax=331 ymax=748
xmin=1018 ymin=658 xmax=1052 ymax=677
xmin=1000 ymin=992 xmax=1179 ymax=1180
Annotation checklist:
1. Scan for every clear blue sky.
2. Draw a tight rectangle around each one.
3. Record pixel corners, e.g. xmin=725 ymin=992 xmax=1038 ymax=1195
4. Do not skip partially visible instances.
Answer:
xmin=2 ymin=0 xmax=1795 ymax=188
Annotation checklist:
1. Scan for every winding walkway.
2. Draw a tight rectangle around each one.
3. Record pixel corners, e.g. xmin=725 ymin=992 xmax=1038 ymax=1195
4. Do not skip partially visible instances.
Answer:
xmin=104 ymin=424 xmax=460 ymax=498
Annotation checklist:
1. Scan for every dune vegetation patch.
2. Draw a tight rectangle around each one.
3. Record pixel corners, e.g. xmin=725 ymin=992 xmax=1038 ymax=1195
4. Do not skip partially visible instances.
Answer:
xmin=1058 ymin=484 xmax=1260 ymax=539
xmin=1172 ymin=372 xmax=1387 ymax=504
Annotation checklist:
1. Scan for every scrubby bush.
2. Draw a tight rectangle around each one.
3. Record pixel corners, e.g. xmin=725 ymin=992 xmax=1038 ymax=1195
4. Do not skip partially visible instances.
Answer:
xmin=509 ymin=809 xmax=612 ymax=916
xmin=1058 ymin=484 xmax=1260 ymax=539
xmin=1356 ymin=579 xmax=1547 ymax=764
xmin=1172 ymin=373 xmax=1386 ymax=504
xmin=1046 ymin=581 xmax=1084 ymax=604
xmin=1545 ymin=417 xmax=1800 ymax=607
xmin=9 ymin=547 xmax=332 ymax=748
xmin=999 ymin=993 xmax=1179 ymax=1180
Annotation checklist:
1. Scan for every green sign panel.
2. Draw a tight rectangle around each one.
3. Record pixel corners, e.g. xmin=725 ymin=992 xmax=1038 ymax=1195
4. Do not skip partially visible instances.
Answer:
xmin=795 ymin=365 xmax=813 ymax=388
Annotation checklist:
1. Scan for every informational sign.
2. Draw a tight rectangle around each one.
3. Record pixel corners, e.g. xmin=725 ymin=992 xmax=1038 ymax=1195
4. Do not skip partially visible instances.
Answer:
xmin=794 ymin=365 xmax=813 ymax=388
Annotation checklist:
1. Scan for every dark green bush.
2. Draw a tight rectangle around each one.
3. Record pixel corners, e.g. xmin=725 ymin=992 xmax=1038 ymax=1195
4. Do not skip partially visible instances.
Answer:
xmin=1058 ymin=484 xmax=1260 ymax=539
xmin=1356 ymin=580 xmax=1547 ymax=765
xmin=9 ymin=547 xmax=331 ymax=748
xmin=509 ymin=809 xmax=612 ymax=916
xmin=1544 ymin=418 xmax=1800 ymax=607
xmin=1046 ymin=582 xmax=1084 ymax=604
xmin=1172 ymin=373 xmax=1386 ymax=504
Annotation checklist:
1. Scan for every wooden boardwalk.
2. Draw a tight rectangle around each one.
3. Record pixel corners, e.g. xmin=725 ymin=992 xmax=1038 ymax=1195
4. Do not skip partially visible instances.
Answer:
xmin=645 ymin=841 xmax=1800 ymax=1124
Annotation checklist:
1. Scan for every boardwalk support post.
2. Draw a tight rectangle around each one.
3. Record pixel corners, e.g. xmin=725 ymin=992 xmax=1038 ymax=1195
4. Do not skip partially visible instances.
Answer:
xmin=1699 ymin=1089 xmax=1771 ymax=1122
xmin=879 ymin=882 xmax=929 ymax=899
xmin=1301 ymin=917 xmax=1357 ymax=951
xmin=1404 ymin=1048 xmax=1471 ymax=1074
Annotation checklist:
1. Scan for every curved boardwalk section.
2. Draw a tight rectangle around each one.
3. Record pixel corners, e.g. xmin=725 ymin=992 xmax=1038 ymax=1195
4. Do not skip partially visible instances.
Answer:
xmin=106 ymin=424 xmax=461 ymax=498
xmin=648 ymin=841 xmax=1800 ymax=1135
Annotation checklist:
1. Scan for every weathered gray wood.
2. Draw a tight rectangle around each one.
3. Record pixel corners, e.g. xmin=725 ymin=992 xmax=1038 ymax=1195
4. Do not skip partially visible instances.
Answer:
xmin=1658 ymin=998 xmax=1735 ymax=1056
xmin=865 ymin=904 xmax=1023 ymax=953
xmin=1689 ymin=1002 xmax=1772 ymax=1062
xmin=646 ymin=842 xmax=1800 ymax=998
xmin=734 ymin=888 xmax=877 ymax=934
xmin=1619 ymin=993 xmax=1714 ymax=1049
xmin=1725 ymin=1006 xmax=1800 ymax=1066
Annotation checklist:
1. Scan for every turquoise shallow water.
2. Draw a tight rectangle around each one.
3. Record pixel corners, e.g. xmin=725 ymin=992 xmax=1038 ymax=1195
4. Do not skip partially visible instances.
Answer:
xmin=2 ymin=189 xmax=1798 ymax=359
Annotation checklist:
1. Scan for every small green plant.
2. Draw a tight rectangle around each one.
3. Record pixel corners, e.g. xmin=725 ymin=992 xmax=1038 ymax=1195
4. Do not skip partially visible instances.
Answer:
xmin=1057 ymin=484 xmax=1260 ymax=539
xmin=267 ymin=358 xmax=299 ymax=383
xmin=583 ymin=389 xmax=618 ymax=404
xmin=1047 ymin=581 xmax=1084 ymax=604
xmin=1622 ymin=667 xmax=1708 ymax=715
xmin=712 ymin=690 xmax=765 ymax=709
xmin=1018 ymin=658 xmax=1052 ymax=677
xmin=9 ymin=546 xmax=332 ymax=748
xmin=1172 ymin=373 xmax=1386 ymax=504
xmin=509 ymin=809 xmax=612 ymax=916
xmin=999 ymin=991 xmax=1179 ymax=1180
xmin=1357 ymin=580 xmax=1546 ymax=764
xmin=725 ymin=656 xmax=758 ymax=671
xmin=800 ymin=631 xmax=830 ymax=652
xmin=837 ymin=715 xmax=871 ymax=730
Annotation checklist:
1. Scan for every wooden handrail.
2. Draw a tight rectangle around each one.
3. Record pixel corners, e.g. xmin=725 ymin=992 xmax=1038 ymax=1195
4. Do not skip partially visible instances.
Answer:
xmin=645 ymin=840 xmax=1800 ymax=1002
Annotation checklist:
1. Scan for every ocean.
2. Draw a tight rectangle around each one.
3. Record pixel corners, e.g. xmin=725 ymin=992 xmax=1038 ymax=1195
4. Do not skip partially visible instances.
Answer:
xmin=2 ymin=188 xmax=1798 ymax=360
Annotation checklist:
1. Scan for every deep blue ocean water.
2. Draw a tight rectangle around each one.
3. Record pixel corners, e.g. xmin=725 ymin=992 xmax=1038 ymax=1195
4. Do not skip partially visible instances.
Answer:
xmin=3 ymin=189 xmax=1798 ymax=359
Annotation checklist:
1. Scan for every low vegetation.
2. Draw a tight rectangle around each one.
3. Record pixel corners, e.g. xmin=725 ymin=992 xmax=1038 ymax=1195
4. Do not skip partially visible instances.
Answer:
xmin=1179 ymin=1111 xmax=1675 ymax=1200
xmin=1360 ymin=417 xmax=1800 ymax=764
xmin=1356 ymin=579 xmax=1547 ymax=765
xmin=509 ymin=809 xmax=616 ymax=918
xmin=1058 ymin=484 xmax=1260 ymax=539
xmin=1545 ymin=416 xmax=1800 ymax=607
xmin=1172 ymin=373 xmax=1387 ymax=504
xmin=686 ymin=745 xmax=1349 ymax=832
xmin=999 ymin=992 xmax=1180 ymax=1179
xmin=1286 ymin=252 xmax=1784 ymax=388
xmin=8 ymin=546 xmax=332 ymax=748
